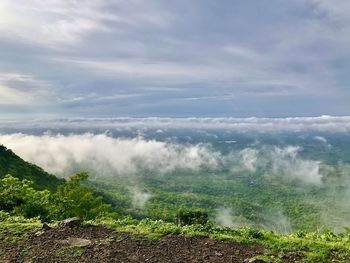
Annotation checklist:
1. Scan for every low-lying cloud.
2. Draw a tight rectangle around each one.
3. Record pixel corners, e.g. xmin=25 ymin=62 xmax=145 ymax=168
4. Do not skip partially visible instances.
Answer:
xmin=0 ymin=133 xmax=327 ymax=185
xmin=239 ymin=148 xmax=258 ymax=172
xmin=1 ymin=116 xmax=350 ymax=133
xmin=270 ymin=146 xmax=323 ymax=184
xmin=129 ymin=187 xmax=152 ymax=209
xmin=0 ymin=133 xmax=218 ymax=177
xmin=215 ymin=207 xmax=250 ymax=228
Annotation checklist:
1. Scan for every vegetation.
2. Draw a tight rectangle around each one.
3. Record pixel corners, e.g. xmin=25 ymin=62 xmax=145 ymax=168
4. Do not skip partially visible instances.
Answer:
xmin=86 ymin=166 xmax=350 ymax=232
xmin=0 ymin=173 xmax=109 ymax=222
xmin=2 ymin=142 xmax=350 ymax=261
xmin=175 ymin=208 xmax=209 ymax=226
xmin=2 ymin=212 xmax=350 ymax=262
xmin=0 ymin=145 xmax=64 ymax=191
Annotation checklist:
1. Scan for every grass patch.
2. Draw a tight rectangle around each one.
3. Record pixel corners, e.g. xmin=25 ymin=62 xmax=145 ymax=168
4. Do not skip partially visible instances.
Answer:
xmin=0 ymin=213 xmax=42 ymax=242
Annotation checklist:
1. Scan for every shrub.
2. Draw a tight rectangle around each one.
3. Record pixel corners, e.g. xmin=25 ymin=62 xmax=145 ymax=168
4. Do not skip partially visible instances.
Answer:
xmin=175 ymin=208 xmax=209 ymax=226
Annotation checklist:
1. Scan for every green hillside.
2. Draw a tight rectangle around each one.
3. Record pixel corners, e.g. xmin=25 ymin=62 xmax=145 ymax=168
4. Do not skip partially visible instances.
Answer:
xmin=0 ymin=145 xmax=64 ymax=191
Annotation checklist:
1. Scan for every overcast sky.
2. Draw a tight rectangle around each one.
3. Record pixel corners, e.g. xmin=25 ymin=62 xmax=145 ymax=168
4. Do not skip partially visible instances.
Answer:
xmin=0 ymin=0 xmax=350 ymax=118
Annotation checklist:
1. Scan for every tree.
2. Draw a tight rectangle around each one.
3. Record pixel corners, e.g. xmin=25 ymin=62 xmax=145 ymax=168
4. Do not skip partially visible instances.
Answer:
xmin=51 ymin=172 xmax=110 ymax=220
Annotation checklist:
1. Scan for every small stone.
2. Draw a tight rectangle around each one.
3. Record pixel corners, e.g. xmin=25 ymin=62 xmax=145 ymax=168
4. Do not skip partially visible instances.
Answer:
xmin=34 ymin=230 xmax=45 ymax=236
xmin=244 ymin=257 xmax=265 ymax=263
xmin=215 ymin=252 xmax=224 ymax=257
xmin=57 ymin=217 xmax=81 ymax=228
xmin=66 ymin=237 xmax=92 ymax=247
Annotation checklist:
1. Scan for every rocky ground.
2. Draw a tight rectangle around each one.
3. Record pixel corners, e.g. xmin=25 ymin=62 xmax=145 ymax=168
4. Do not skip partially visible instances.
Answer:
xmin=0 ymin=224 xmax=303 ymax=263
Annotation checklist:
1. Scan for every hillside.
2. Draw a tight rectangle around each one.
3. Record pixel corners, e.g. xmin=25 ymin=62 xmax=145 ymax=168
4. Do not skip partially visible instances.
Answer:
xmin=0 ymin=224 xmax=269 ymax=263
xmin=1 ymin=145 xmax=350 ymax=262
xmin=0 ymin=144 xmax=64 ymax=191
xmin=1 ymin=215 xmax=350 ymax=262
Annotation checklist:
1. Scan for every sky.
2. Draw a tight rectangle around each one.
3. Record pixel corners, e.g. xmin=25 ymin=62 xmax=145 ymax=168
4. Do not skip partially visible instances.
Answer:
xmin=0 ymin=0 xmax=350 ymax=118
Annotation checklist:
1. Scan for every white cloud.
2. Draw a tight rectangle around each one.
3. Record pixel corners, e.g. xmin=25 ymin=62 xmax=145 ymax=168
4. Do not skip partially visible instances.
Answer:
xmin=0 ymin=0 xmax=174 ymax=48
xmin=130 ymin=187 xmax=152 ymax=208
xmin=262 ymin=210 xmax=292 ymax=233
xmin=271 ymin=146 xmax=323 ymax=184
xmin=0 ymin=130 xmax=331 ymax=185
xmin=0 ymin=73 xmax=54 ymax=106
xmin=215 ymin=207 xmax=250 ymax=228
xmin=0 ymin=85 xmax=34 ymax=105
xmin=0 ymin=133 xmax=219 ymax=177
xmin=239 ymin=148 xmax=258 ymax=172
xmin=215 ymin=207 xmax=234 ymax=227
xmin=0 ymin=0 xmax=110 ymax=47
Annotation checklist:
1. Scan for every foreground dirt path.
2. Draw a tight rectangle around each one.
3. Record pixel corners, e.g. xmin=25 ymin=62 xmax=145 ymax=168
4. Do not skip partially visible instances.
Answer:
xmin=0 ymin=226 xmax=300 ymax=262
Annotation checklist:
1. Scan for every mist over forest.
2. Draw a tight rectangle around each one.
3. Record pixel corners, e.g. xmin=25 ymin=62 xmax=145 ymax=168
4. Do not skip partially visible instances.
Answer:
xmin=1 ymin=117 xmax=350 ymax=233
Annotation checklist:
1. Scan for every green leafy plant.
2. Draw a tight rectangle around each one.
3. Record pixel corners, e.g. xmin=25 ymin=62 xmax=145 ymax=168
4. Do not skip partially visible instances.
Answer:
xmin=175 ymin=208 xmax=209 ymax=226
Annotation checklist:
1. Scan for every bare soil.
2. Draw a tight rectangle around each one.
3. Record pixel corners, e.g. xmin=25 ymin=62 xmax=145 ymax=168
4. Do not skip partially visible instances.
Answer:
xmin=0 ymin=225 xmax=302 ymax=262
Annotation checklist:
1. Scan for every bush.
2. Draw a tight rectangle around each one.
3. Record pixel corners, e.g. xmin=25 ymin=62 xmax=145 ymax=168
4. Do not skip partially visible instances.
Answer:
xmin=0 ymin=172 xmax=110 ymax=222
xmin=50 ymin=172 xmax=110 ymax=220
xmin=0 ymin=175 xmax=51 ymax=221
xmin=175 ymin=208 xmax=209 ymax=226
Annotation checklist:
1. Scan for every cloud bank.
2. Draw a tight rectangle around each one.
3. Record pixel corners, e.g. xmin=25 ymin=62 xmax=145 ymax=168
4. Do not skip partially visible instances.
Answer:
xmin=0 ymin=132 xmax=328 ymax=185
xmin=1 ymin=116 xmax=350 ymax=133
xmin=0 ymin=133 xmax=218 ymax=177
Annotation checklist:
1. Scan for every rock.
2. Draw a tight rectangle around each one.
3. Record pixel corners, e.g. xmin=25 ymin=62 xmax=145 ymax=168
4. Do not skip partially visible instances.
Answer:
xmin=34 ymin=224 xmax=51 ymax=236
xmin=34 ymin=230 xmax=45 ymax=236
xmin=244 ymin=257 xmax=265 ymax=263
xmin=42 ymin=223 xmax=51 ymax=230
xmin=57 ymin=217 xmax=81 ymax=228
xmin=64 ymin=237 xmax=91 ymax=247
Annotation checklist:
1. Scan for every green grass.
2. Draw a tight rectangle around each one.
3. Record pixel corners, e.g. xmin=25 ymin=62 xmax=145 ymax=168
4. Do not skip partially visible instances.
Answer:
xmin=0 ymin=212 xmax=42 ymax=238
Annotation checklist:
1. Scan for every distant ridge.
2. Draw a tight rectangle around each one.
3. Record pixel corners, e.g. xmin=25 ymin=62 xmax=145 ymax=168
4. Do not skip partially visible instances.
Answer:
xmin=0 ymin=144 xmax=64 ymax=191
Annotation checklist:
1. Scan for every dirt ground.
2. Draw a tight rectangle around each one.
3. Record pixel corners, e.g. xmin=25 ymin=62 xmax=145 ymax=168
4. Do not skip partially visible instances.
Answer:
xmin=0 ymin=225 xmax=301 ymax=263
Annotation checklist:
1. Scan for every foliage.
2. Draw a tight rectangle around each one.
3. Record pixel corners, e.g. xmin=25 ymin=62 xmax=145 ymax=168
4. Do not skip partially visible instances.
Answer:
xmin=175 ymin=208 xmax=209 ymax=226
xmin=0 ymin=175 xmax=51 ymax=220
xmin=0 ymin=173 xmax=110 ymax=221
xmin=51 ymin=172 xmax=110 ymax=220
xmin=87 ymin=161 xmax=350 ymax=232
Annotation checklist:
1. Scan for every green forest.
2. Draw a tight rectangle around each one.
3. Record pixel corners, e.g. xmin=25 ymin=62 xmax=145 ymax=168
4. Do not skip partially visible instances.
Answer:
xmin=2 ymin=143 xmax=350 ymax=261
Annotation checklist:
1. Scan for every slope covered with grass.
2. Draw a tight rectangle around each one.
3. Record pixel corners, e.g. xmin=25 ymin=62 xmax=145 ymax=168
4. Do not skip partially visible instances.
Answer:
xmin=1 ymin=213 xmax=350 ymax=262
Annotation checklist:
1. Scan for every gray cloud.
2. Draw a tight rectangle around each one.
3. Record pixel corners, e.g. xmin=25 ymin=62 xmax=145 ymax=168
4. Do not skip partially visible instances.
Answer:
xmin=1 ymin=116 xmax=350 ymax=133
xmin=1 ymin=0 xmax=350 ymax=117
